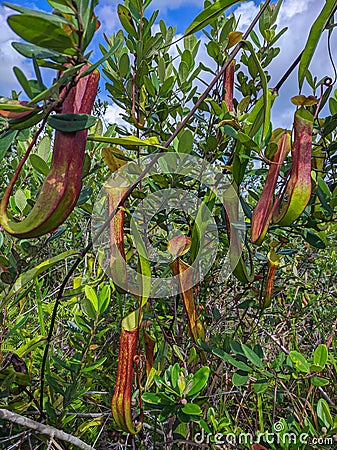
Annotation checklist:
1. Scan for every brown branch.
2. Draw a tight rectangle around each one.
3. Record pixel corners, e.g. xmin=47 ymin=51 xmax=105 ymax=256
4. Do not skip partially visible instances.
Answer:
xmin=0 ymin=409 xmax=96 ymax=450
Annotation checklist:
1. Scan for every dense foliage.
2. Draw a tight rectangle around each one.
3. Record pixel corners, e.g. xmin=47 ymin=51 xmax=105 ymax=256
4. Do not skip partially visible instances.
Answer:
xmin=0 ymin=0 xmax=336 ymax=449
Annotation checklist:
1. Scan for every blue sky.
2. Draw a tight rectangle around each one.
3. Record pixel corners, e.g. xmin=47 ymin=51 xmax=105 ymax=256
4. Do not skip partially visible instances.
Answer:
xmin=1 ymin=0 xmax=336 ymax=127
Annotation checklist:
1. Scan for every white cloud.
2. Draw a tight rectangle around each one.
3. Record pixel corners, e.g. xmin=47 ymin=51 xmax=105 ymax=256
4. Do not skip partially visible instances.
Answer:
xmin=234 ymin=1 xmax=259 ymax=30
xmin=104 ymin=103 xmax=126 ymax=126
xmin=0 ymin=6 xmax=33 ymax=97
xmin=149 ymin=0 xmax=201 ymax=14
xmin=96 ymin=2 xmax=119 ymax=36
xmin=281 ymin=0 xmax=311 ymax=19
xmin=1 ymin=0 xmax=336 ymax=129
xmin=268 ymin=0 xmax=337 ymax=126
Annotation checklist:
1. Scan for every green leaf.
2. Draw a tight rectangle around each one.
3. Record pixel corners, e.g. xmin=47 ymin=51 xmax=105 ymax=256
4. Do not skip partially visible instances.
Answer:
xmin=29 ymin=154 xmax=49 ymax=176
xmin=81 ymin=38 xmax=124 ymax=78
xmin=12 ymin=42 xmax=66 ymax=62
xmin=27 ymin=64 xmax=83 ymax=105
xmin=241 ymin=344 xmax=264 ymax=369
xmin=119 ymin=53 xmax=130 ymax=78
xmin=311 ymin=377 xmax=329 ymax=387
xmin=253 ymin=380 xmax=269 ymax=393
xmin=0 ymin=250 xmax=77 ymax=309
xmin=84 ymin=285 xmax=99 ymax=312
xmin=313 ymin=344 xmax=328 ymax=367
xmin=4 ymin=2 xmax=71 ymax=24
xmin=181 ymin=403 xmax=202 ymax=415
xmin=81 ymin=357 xmax=107 ymax=373
xmin=178 ymin=129 xmax=194 ymax=154
xmin=243 ymin=40 xmax=271 ymax=141
xmin=310 ymin=364 xmax=324 ymax=373
xmin=14 ymin=189 xmax=27 ymax=213
xmin=118 ymin=4 xmax=137 ymax=39
xmin=213 ymin=348 xmax=252 ymax=372
xmin=317 ymin=398 xmax=333 ymax=428
xmin=298 ymin=0 xmax=337 ymax=90
xmin=232 ymin=371 xmax=249 ymax=386
xmin=187 ymin=367 xmax=210 ymax=397
xmin=37 ymin=135 xmax=51 ymax=161
xmin=289 ymin=350 xmax=310 ymax=373
xmin=98 ymin=284 xmax=111 ymax=314
xmin=185 ymin=0 xmax=242 ymax=36
xmin=0 ymin=130 xmax=18 ymax=159
xmin=13 ymin=66 xmax=33 ymax=99
xmin=7 ymin=14 xmax=77 ymax=55
xmin=0 ymin=103 xmax=34 ymax=113
xmin=87 ymin=134 xmax=163 ymax=148
xmin=47 ymin=114 xmax=96 ymax=132
xmin=142 ymin=392 xmax=162 ymax=406
xmin=302 ymin=230 xmax=326 ymax=249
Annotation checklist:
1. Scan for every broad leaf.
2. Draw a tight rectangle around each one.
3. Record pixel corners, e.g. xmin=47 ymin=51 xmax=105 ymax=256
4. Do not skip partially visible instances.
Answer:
xmin=7 ymin=14 xmax=77 ymax=55
xmin=47 ymin=114 xmax=97 ymax=132
xmin=187 ymin=366 xmax=210 ymax=397
xmin=313 ymin=344 xmax=328 ymax=368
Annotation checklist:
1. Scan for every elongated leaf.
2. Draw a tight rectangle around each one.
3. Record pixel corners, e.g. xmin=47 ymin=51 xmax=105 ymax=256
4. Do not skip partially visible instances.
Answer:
xmin=13 ymin=67 xmax=33 ymax=99
xmin=27 ymin=64 xmax=83 ymax=105
xmin=0 ymin=103 xmax=34 ymax=113
xmin=12 ymin=42 xmax=66 ymax=63
xmin=302 ymin=230 xmax=326 ymax=249
xmin=3 ymin=2 xmax=72 ymax=25
xmin=244 ymin=40 xmax=271 ymax=142
xmin=185 ymin=0 xmax=242 ymax=36
xmin=298 ymin=0 xmax=337 ymax=90
xmin=80 ymin=37 xmax=124 ymax=77
xmin=0 ymin=130 xmax=18 ymax=159
xmin=88 ymin=134 xmax=163 ymax=148
xmin=47 ymin=114 xmax=96 ymax=132
xmin=117 ymin=4 xmax=137 ymax=39
xmin=317 ymin=398 xmax=333 ymax=428
xmin=7 ymin=14 xmax=77 ymax=55
xmin=0 ymin=250 xmax=77 ymax=309
xmin=314 ymin=344 xmax=328 ymax=367
xmin=81 ymin=357 xmax=107 ymax=373
xmin=242 ymin=344 xmax=263 ymax=369
xmin=213 ymin=349 xmax=252 ymax=372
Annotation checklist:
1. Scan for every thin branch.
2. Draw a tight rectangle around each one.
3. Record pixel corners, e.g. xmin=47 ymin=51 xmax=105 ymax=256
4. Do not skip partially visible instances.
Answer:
xmin=0 ymin=409 xmax=95 ymax=450
xmin=253 ymin=318 xmax=335 ymax=407
xmin=272 ymin=51 xmax=302 ymax=95
xmin=273 ymin=3 xmax=337 ymax=94
xmin=39 ymin=0 xmax=271 ymax=411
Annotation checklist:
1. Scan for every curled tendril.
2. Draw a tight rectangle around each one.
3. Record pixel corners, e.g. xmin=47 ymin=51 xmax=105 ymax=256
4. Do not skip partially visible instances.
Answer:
xmin=322 ymin=76 xmax=333 ymax=86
